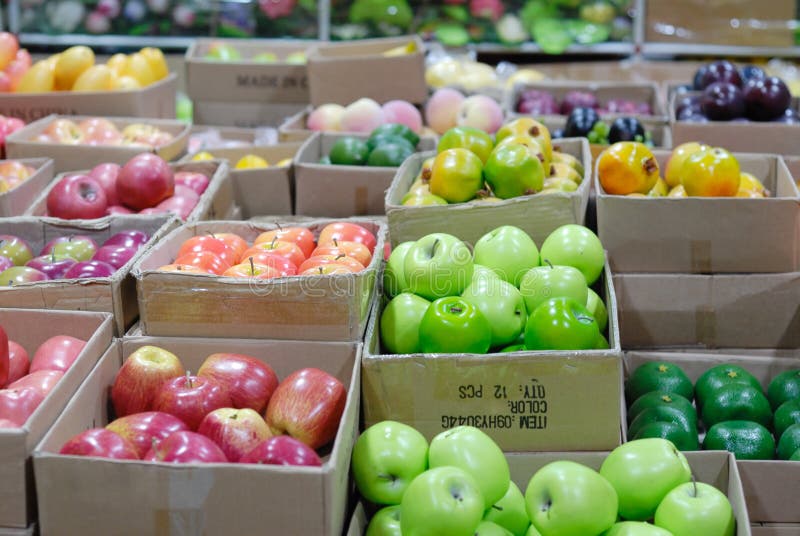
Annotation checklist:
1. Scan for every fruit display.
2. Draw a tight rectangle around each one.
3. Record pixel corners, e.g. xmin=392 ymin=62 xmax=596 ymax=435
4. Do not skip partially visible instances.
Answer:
xmin=550 ymin=112 xmax=655 ymax=147
xmin=29 ymin=118 xmax=174 ymax=148
xmin=516 ymin=88 xmax=653 ymax=116
xmin=203 ymin=42 xmax=307 ymax=64
xmin=43 ymin=154 xmax=210 ymax=220
xmin=354 ymin=422 xmax=736 ymax=536
xmin=192 ymin=150 xmax=291 ymax=170
xmin=0 ymin=230 xmax=150 ymax=284
xmin=321 ymin=124 xmax=422 ymax=168
xmin=307 ymin=98 xmax=426 ymax=135
xmin=0 ymin=116 xmax=26 ymax=157
xmin=157 ymin=222 xmax=378 ymax=278
xmin=0 ymin=160 xmax=39 ymax=194
xmin=425 ymin=88 xmax=505 ymax=135
xmin=380 ymin=224 xmax=609 ymax=354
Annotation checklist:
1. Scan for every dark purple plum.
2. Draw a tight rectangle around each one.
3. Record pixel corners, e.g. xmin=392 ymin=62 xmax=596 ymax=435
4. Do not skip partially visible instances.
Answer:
xmin=701 ymin=82 xmax=745 ymax=120
xmin=740 ymin=65 xmax=767 ymax=83
xmin=560 ymin=91 xmax=599 ymax=115
xmin=695 ymin=60 xmax=742 ymax=90
xmin=742 ymin=76 xmax=792 ymax=121
xmin=692 ymin=65 xmax=709 ymax=90
xmin=675 ymin=94 xmax=702 ymax=117
xmin=673 ymin=84 xmax=693 ymax=95
xmin=774 ymin=108 xmax=800 ymax=124
xmin=516 ymin=89 xmax=559 ymax=115
xmin=608 ymin=117 xmax=645 ymax=143
xmin=564 ymin=107 xmax=601 ymax=137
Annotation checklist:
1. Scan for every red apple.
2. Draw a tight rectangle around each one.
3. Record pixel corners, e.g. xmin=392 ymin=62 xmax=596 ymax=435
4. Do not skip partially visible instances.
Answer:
xmin=174 ymin=171 xmax=210 ymax=196
xmin=156 ymin=185 xmax=200 ymax=220
xmin=144 ymin=430 xmax=228 ymax=463
xmin=152 ymin=373 xmax=232 ymax=431
xmin=0 ymin=387 xmax=44 ymax=425
xmin=177 ymin=236 xmax=238 ymax=268
xmin=59 ymin=428 xmax=139 ymax=459
xmin=106 ymin=205 xmax=134 ymax=215
xmin=300 ymin=264 xmax=355 ymax=276
xmin=0 ymin=324 xmax=7 ymax=388
xmin=197 ymin=407 xmax=272 ymax=462
xmin=30 ymin=335 xmax=86 ymax=373
xmin=92 ymin=245 xmax=137 ymax=269
xmin=240 ymin=436 xmax=323 ymax=467
xmin=243 ymin=252 xmax=297 ymax=276
xmin=157 ymin=263 xmax=213 ymax=275
xmin=211 ymin=233 xmax=248 ymax=260
xmin=79 ymin=118 xmax=122 ymax=146
xmin=311 ymin=240 xmax=372 ymax=267
xmin=254 ymin=227 xmax=315 ymax=259
xmin=5 ymin=340 xmax=28 ymax=386
xmin=116 ymin=153 xmax=174 ymax=210
xmin=138 ymin=208 xmax=168 ymax=215
xmin=0 ymin=418 xmax=19 ymax=428
xmin=106 ymin=411 xmax=190 ymax=458
xmin=25 ymin=253 xmax=77 ymax=279
xmin=103 ymin=230 xmax=149 ymax=249
xmin=111 ymin=345 xmax=185 ymax=417
xmin=265 ymin=368 xmax=346 ymax=449
xmin=8 ymin=370 xmax=63 ymax=397
xmin=318 ymin=223 xmax=376 ymax=254
xmin=197 ymin=353 xmax=279 ymax=414
xmin=241 ymin=241 xmax=305 ymax=269
xmin=222 ymin=260 xmax=281 ymax=279
xmin=62 ymin=260 xmax=116 ymax=278
xmin=173 ymin=251 xmax=229 ymax=275
xmin=88 ymin=162 xmax=121 ymax=205
xmin=46 ymin=174 xmax=108 ymax=219
xmin=298 ymin=255 xmax=365 ymax=274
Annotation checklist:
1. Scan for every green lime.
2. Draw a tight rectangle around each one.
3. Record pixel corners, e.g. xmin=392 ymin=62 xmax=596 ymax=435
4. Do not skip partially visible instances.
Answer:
xmin=500 ymin=344 xmax=526 ymax=353
xmin=767 ymin=369 xmax=800 ymax=410
xmin=366 ymin=134 xmax=415 ymax=153
xmin=700 ymin=384 xmax=773 ymax=430
xmin=777 ymin=423 xmax=800 ymax=459
xmin=366 ymin=143 xmax=414 ymax=167
xmin=774 ymin=399 xmax=800 ymax=440
xmin=632 ymin=420 xmax=700 ymax=451
xmin=695 ymin=364 xmax=761 ymax=411
xmin=703 ymin=420 xmax=775 ymax=460
xmin=628 ymin=405 xmax=697 ymax=440
xmin=791 ymin=448 xmax=800 ymax=461
xmin=369 ymin=123 xmax=420 ymax=147
xmin=328 ymin=137 xmax=369 ymax=166
xmin=625 ymin=362 xmax=694 ymax=406
xmin=627 ymin=391 xmax=697 ymax=426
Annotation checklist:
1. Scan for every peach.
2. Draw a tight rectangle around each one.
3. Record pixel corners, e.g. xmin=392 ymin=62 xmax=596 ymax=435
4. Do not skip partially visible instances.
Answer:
xmin=382 ymin=100 xmax=423 ymax=133
xmin=425 ymin=88 xmax=465 ymax=135
xmin=457 ymin=95 xmax=503 ymax=134
xmin=340 ymin=98 xmax=385 ymax=133
xmin=307 ymin=103 xmax=345 ymax=132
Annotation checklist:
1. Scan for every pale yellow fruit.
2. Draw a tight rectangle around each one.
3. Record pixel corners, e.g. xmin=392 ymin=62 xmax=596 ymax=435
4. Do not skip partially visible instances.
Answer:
xmin=192 ymin=151 xmax=215 ymax=161
xmin=112 ymin=75 xmax=142 ymax=91
xmin=106 ymin=53 xmax=129 ymax=75
xmin=139 ymin=47 xmax=169 ymax=81
xmin=667 ymin=185 xmax=687 ymax=198
xmin=72 ymin=65 xmax=114 ymax=91
xmin=122 ymin=53 xmax=156 ymax=87
xmin=55 ymin=46 xmax=95 ymax=90
xmin=276 ymin=158 xmax=293 ymax=167
xmin=15 ymin=61 xmax=55 ymax=93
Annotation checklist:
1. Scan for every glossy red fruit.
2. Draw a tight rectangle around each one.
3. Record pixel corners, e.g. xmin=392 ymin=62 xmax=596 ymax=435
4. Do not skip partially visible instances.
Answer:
xmin=59 ymin=428 xmax=140 ymax=460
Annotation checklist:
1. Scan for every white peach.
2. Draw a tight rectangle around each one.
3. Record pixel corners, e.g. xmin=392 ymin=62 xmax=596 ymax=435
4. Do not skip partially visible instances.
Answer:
xmin=340 ymin=98 xmax=385 ymax=133
xmin=424 ymin=88 xmax=465 ymax=135
xmin=306 ymin=103 xmax=345 ymax=132
xmin=382 ymin=100 xmax=423 ymax=133
xmin=457 ymin=95 xmax=504 ymax=134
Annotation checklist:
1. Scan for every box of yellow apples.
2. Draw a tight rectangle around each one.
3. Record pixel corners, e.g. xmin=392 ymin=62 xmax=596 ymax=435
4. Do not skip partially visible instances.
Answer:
xmin=0 ymin=45 xmax=176 ymax=122
xmin=595 ymin=141 xmax=800 ymax=274
xmin=0 ymin=157 xmax=54 ymax=217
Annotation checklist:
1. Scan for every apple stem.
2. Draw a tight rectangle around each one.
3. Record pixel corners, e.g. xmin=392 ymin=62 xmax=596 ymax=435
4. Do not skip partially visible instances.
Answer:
xmin=432 ymin=238 xmax=440 ymax=256
xmin=318 ymin=267 xmax=323 ymax=275
xmin=544 ymin=259 xmax=553 ymax=269
xmin=449 ymin=306 xmax=463 ymax=314
xmin=51 ymin=252 xmax=56 ymax=262
xmin=491 ymin=505 xmax=503 ymax=512
xmin=185 ymin=371 xmax=192 ymax=389
xmin=249 ymin=257 xmax=255 ymax=275
xmin=333 ymin=238 xmax=338 ymax=247
xmin=691 ymin=474 xmax=697 ymax=498
xmin=271 ymin=237 xmax=277 ymax=248
xmin=335 ymin=254 xmax=346 ymax=261
xmin=275 ymin=222 xmax=283 ymax=232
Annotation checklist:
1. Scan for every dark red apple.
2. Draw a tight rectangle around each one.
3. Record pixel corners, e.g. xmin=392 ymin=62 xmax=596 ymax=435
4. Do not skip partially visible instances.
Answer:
xmin=197 ymin=353 xmax=279 ymax=413
xmin=106 ymin=411 xmax=190 ymax=458
xmin=151 ymin=373 xmax=232 ymax=431
xmin=8 ymin=369 xmax=63 ymax=397
xmin=743 ymin=76 xmax=792 ymax=121
xmin=155 ymin=185 xmax=199 ymax=220
xmin=0 ymin=387 xmax=44 ymax=425
xmin=46 ymin=174 xmax=108 ymax=220
xmin=197 ymin=407 xmax=272 ymax=462
xmin=25 ymin=253 xmax=76 ymax=279
xmin=92 ymin=245 xmax=138 ymax=269
xmin=63 ymin=260 xmax=116 ymax=278
xmin=701 ymin=82 xmax=745 ymax=120
xmin=240 ymin=436 xmax=323 ymax=467
xmin=59 ymin=428 xmax=139 ymax=459
xmin=5 ymin=340 xmax=29 ymax=386
xmin=174 ymin=171 xmax=210 ymax=196
xmin=106 ymin=205 xmax=134 ymax=215
xmin=103 ymin=230 xmax=150 ymax=249
xmin=144 ymin=430 xmax=228 ymax=463
xmin=88 ymin=163 xmax=121 ymax=206
xmin=30 ymin=335 xmax=86 ymax=373
xmin=116 ymin=153 xmax=174 ymax=210
xmin=695 ymin=60 xmax=742 ymax=90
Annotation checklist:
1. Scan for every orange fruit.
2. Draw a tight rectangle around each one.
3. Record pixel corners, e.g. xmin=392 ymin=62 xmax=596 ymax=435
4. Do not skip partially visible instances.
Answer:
xmin=597 ymin=142 xmax=660 ymax=195
xmin=680 ymin=147 xmax=740 ymax=197
xmin=664 ymin=142 xmax=708 ymax=187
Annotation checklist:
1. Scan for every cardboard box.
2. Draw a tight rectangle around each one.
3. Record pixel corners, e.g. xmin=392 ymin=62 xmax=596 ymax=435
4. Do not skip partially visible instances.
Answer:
xmin=625 ymin=351 xmax=800 ymax=523
xmin=132 ymin=218 xmax=385 ymax=340
xmin=614 ymin=271 xmax=800 ymax=349
xmin=294 ymin=132 xmax=436 ymax=217
xmin=645 ymin=0 xmax=795 ymax=47
xmin=751 ymin=524 xmax=800 ymax=535
xmin=33 ymin=336 xmax=361 ymax=536
xmin=348 ymin=451 xmax=751 ymax=536
xmin=0 ymin=158 xmax=53 ymax=217
xmin=24 ymin=159 xmax=235 ymax=224
xmin=192 ymin=101 xmax=308 ymax=129
xmin=385 ymin=138 xmax=591 ymax=247
xmin=185 ymin=39 xmax=313 ymax=104
xmin=0 ymin=215 xmax=178 ymax=335
xmin=783 ymin=156 xmax=800 ymax=183
xmin=362 ymin=263 xmax=623 ymax=452
xmin=596 ymin=151 xmax=800 ymax=274
xmin=0 ymin=525 xmax=34 ymax=536
xmin=0 ymin=74 xmax=177 ymax=123
xmin=0 ymin=309 xmax=113 ymax=528
xmin=188 ymin=125 xmax=277 ymax=153
xmin=307 ymin=36 xmax=427 ymax=106
xmin=5 ymin=115 xmax=190 ymax=173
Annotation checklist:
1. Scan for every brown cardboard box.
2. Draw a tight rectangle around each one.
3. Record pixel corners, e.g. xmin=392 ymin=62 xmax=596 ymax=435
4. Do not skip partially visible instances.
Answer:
xmin=0 ymin=74 xmax=177 ymax=123
xmin=0 ymin=309 xmax=113 ymax=528
xmin=192 ymin=101 xmax=308 ymax=129
xmin=188 ymin=125 xmax=275 ymax=150
xmin=751 ymin=525 xmax=800 ymax=535
xmin=783 ymin=156 xmax=800 ymax=182
xmin=294 ymin=132 xmax=436 ymax=217
xmin=596 ymin=151 xmax=800 ymax=274
xmin=24 ymin=159 xmax=235 ymax=224
xmin=5 ymin=115 xmax=190 ymax=173
xmin=385 ymin=138 xmax=591 ymax=247
xmin=362 ymin=263 xmax=623 ymax=452
xmin=644 ymin=0 xmax=795 ymax=47
xmin=624 ymin=351 xmax=800 ymax=523
xmin=0 ymin=158 xmax=53 ymax=217
xmin=614 ymin=271 xmax=800 ymax=349
xmin=0 ymin=525 xmax=34 ymax=535
xmin=185 ymin=39 xmax=313 ymax=104
xmin=534 ymin=60 xmax=705 ymax=87
xmin=33 ymin=335 xmax=360 ymax=536
xmin=348 ymin=451 xmax=751 ymax=535
xmin=0 ymin=215 xmax=178 ymax=335
xmin=132 ymin=218 xmax=385 ymax=340
xmin=307 ymin=36 xmax=427 ymax=106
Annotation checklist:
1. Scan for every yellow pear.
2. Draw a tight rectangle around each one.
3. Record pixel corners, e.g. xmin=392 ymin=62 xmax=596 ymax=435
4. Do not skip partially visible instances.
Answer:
xmin=54 ymin=46 xmax=95 ymax=90
xmin=15 ymin=60 xmax=55 ymax=93
xmin=122 ymin=53 xmax=156 ymax=87
xmin=113 ymin=75 xmax=142 ymax=91
xmin=139 ymin=47 xmax=169 ymax=81
xmin=72 ymin=65 xmax=114 ymax=91
xmin=106 ymin=53 xmax=129 ymax=75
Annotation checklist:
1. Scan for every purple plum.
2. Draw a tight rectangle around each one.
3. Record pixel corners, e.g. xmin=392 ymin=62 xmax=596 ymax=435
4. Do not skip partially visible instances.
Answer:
xmin=695 ymin=60 xmax=743 ymax=90
xmin=701 ymin=82 xmax=745 ymax=121
xmin=743 ymin=76 xmax=792 ymax=121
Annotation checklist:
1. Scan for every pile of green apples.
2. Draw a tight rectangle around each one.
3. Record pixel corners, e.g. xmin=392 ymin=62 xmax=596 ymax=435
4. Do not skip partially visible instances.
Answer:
xmin=401 ymin=118 xmax=584 ymax=207
xmin=380 ymin=224 xmax=608 ymax=355
xmin=352 ymin=422 xmax=737 ymax=536
xmin=323 ymin=124 xmax=420 ymax=168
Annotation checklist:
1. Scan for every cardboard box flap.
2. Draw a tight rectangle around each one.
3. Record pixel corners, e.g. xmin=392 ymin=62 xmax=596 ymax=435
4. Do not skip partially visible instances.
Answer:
xmin=0 ymin=158 xmax=54 ymax=217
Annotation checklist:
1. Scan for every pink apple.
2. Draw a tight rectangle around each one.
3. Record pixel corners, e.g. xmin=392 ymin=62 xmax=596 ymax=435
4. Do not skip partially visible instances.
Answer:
xmin=138 ymin=208 xmax=168 ymax=215
xmin=198 ymin=407 xmax=272 ymax=462
xmin=144 ymin=430 xmax=228 ymax=463
xmin=155 ymin=184 xmax=200 ymax=220
xmin=30 ymin=335 xmax=86 ymax=373
xmin=240 ymin=435 xmax=323 ymax=467
xmin=79 ymin=118 xmax=122 ymax=146
xmin=0 ymin=387 xmax=44 ymax=425
xmin=8 ymin=370 xmax=64 ymax=397
xmin=174 ymin=171 xmax=210 ymax=196
xmin=5 ymin=340 xmax=29 ymax=386
xmin=106 ymin=411 xmax=190 ymax=458
xmin=111 ymin=345 xmax=185 ymax=417
xmin=152 ymin=374 xmax=233 ymax=431
xmin=92 ymin=245 xmax=138 ymax=269
xmin=106 ymin=205 xmax=134 ymax=215
xmin=25 ymin=254 xmax=76 ymax=279
xmin=197 ymin=353 xmax=279 ymax=414
xmin=88 ymin=163 xmax=121 ymax=206
xmin=116 ymin=153 xmax=175 ymax=210
xmin=0 ymin=418 xmax=19 ymax=428
xmin=43 ymin=119 xmax=83 ymax=144
xmin=46 ymin=174 xmax=108 ymax=219
xmin=59 ymin=428 xmax=139 ymax=459
xmin=103 ymin=230 xmax=149 ymax=249
xmin=63 ymin=260 xmax=116 ymax=278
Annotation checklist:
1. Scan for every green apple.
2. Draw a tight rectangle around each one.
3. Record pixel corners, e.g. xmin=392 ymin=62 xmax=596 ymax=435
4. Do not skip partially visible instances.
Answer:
xmin=366 ymin=505 xmax=402 ymax=536
xmin=252 ymin=52 xmax=278 ymax=63
xmin=400 ymin=466 xmax=485 ymax=536
xmin=524 ymin=297 xmax=600 ymax=351
xmin=352 ymin=420 xmax=429 ymax=505
xmin=419 ymin=297 xmax=492 ymax=354
xmin=205 ymin=43 xmax=241 ymax=61
xmin=475 ymin=521 xmax=513 ymax=536
xmin=603 ymin=521 xmax=675 ymax=535
xmin=654 ymin=482 xmax=735 ymax=536
xmin=384 ymin=242 xmax=414 ymax=298
xmin=484 ymin=144 xmax=546 ymax=199
xmin=518 ymin=264 xmax=588 ymax=315
xmin=462 ymin=278 xmax=527 ymax=348
xmin=437 ymin=126 xmax=495 ymax=164
xmin=525 ymin=460 xmax=618 ymax=536
xmin=0 ymin=235 xmax=33 ymax=266
xmin=51 ymin=236 xmax=97 ymax=262
xmin=540 ymin=225 xmax=605 ymax=285
xmin=473 ymin=226 xmax=539 ymax=288
xmin=525 ymin=526 xmax=542 ymax=536
xmin=586 ymin=289 xmax=608 ymax=332
xmin=599 ymin=438 xmax=691 ymax=521
xmin=483 ymin=482 xmax=530 ymax=536
xmin=405 ymin=233 xmax=473 ymax=300
xmin=595 ymin=334 xmax=610 ymax=349
xmin=473 ymin=264 xmax=502 ymax=285
xmin=429 ymin=426 xmax=510 ymax=509
xmin=285 ymin=51 xmax=307 ymax=64
xmin=380 ymin=293 xmax=430 ymax=354
xmin=500 ymin=344 xmax=526 ymax=353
